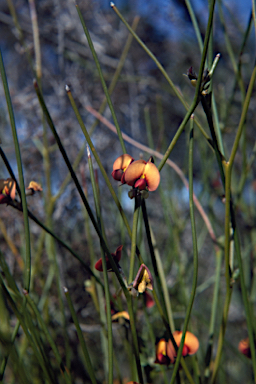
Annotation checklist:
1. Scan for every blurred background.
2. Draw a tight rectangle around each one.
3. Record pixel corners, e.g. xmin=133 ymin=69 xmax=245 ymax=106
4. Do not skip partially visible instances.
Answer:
xmin=0 ymin=0 xmax=255 ymax=382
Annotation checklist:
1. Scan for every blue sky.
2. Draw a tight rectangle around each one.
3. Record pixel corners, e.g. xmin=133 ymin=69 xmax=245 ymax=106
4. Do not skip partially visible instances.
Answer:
xmin=99 ymin=0 xmax=252 ymax=41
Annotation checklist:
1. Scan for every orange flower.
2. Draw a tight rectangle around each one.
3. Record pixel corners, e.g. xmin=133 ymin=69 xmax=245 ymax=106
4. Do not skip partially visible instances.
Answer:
xmin=123 ymin=158 xmax=160 ymax=192
xmin=238 ymin=337 xmax=251 ymax=358
xmin=171 ymin=331 xmax=199 ymax=357
xmin=94 ymin=245 xmax=123 ymax=272
xmin=155 ymin=331 xmax=199 ymax=365
xmin=0 ymin=178 xmax=16 ymax=204
xmin=126 ymin=382 xmax=140 ymax=384
xmin=112 ymin=154 xmax=134 ymax=182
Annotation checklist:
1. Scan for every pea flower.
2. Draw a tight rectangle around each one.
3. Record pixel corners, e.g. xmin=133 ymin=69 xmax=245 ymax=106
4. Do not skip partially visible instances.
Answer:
xmin=155 ymin=331 xmax=199 ymax=365
xmin=123 ymin=157 xmax=160 ymax=192
xmin=94 ymin=245 xmax=123 ymax=272
xmin=133 ymin=264 xmax=153 ymax=293
xmin=171 ymin=331 xmax=199 ymax=357
xmin=26 ymin=181 xmax=43 ymax=195
xmin=111 ymin=311 xmax=130 ymax=322
xmin=155 ymin=338 xmax=173 ymax=365
xmin=238 ymin=337 xmax=251 ymax=358
xmin=112 ymin=154 xmax=134 ymax=183
xmin=0 ymin=178 xmax=16 ymax=204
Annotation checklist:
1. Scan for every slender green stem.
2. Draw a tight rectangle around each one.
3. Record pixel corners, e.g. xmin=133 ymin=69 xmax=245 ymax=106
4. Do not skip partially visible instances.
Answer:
xmin=0 ymin=49 xmax=31 ymax=292
xmin=151 ymin=290 xmax=194 ymax=384
xmin=129 ymin=195 xmax=141 ymax=284
xmin=64 ymin=287 xmax=97 ymax=384
xmin=170 ymin=116 xmax=199 ymax=384
xmin=150 ymin=228 xmax=176 ymax=333
xmin=0 ymin=275 xmax=56 ymax=383
xmin=233 ymin=221 xmax=256 ymax=380
xmin=185 ymin=0 xmax=204 ymax=54
xmin=110 ymin=2 xmax=211 ymax=143
xmin=126 ymin=295 xmax=144 ymax=384
xmin=229 ymin=64 xmax=256 ymax=167
xmin=210 ymin=290 xmax=232 ymax=384
xmin=8 ymin=200 xmax=103 ymax=286
xmin=75 ymin=3 xmax=126 ymax=153
xmin=89 ymin=16 xmax=140 ymax=136
xmin=204 ymin=249 xmax=222 ymax=381
xmin=158 ymin=100 xmax=200 ymax=172
xmin=66 ymin=86 xmax=143 ymax=264
xmin=141 ymin=200 xmax=172 ymax=329
xmin=34 ymin=80 xmax=129 ymax=290
xmin=24 ymin=291 xmax=72 ymax=384
xmin=87 ymin=147 xmax=113 ymax=384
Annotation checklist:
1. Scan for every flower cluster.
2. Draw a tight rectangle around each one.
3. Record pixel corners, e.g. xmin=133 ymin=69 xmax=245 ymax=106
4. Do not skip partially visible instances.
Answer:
xmin=155 ymin=331 xmax=199 ymax=365
xmin=112 ymin=154 xmax=160 ymax=194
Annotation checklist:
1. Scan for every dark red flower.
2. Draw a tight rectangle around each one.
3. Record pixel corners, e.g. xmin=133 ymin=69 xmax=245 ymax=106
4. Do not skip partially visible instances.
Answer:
xmin=144 ymin=291 xmax=155 ymax=308
xmin=95 ymin=245 xmax=123 ymax=272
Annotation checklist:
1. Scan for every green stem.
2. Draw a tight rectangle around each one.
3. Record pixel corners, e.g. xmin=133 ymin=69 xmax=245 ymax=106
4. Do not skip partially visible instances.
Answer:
xmin=75 ymin=3 xmax=126 ymax=154
xmin=210 ymin=290 xmax=232 ymax=384
xmin=24 ymin=291 xmax=72 ymax=384
xmin=34 ymin=80 xmax=129 ymax=291
xmin=64 ymin=287 xmax=97 ymax=384
xmin=110 ymin=2 xmax=211 ymax=143
xmin=126 ymin=295 xmax=144 ymax=384
xmin=129 ymin=195 xmax=141 ymax=284
xmin=0 ymin=49 xmax=31 ymax=292
xmin=170 ymin=116 xmax=199 ymax=384
xmin=87 ymin=147 xmax=113 ymax=384
xmin=229 ymin=64 xmax=256 ymax=168
xmin=204 ymin=249 xmax=222 ymax=381
xmin=66 ymin=86 xmax=143 ymax=264
xmin=141 ymin=200 xmax=173 ymax=329
xmin=88 ymin=15 xmax=140 ymax=136
xmin=8 ymin=200 xmax=103 ymax=286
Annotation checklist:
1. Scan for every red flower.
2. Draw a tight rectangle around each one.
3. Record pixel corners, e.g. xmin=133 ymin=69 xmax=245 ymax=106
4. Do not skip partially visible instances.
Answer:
xmin=95 ymin=245 xmax=123 ymax=272
xmin=144 ymin=291 xmax=155 ymax=308
xmin=123 ymin=158 xmax=160 ymax=191
xmin=112 ymin=154 xmax=134 ymax=183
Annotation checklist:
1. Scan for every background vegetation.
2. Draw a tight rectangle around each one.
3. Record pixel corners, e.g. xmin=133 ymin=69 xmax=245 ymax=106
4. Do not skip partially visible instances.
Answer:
xmin=0 ymin=0 xmax=256 ymax=383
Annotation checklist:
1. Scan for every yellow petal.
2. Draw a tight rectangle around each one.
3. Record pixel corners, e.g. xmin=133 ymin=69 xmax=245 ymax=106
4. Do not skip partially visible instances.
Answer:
xmin=111 ymin=311 xmax=130 ymax=321
xmin=27 ymin=181 xmax=43 ymax=192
